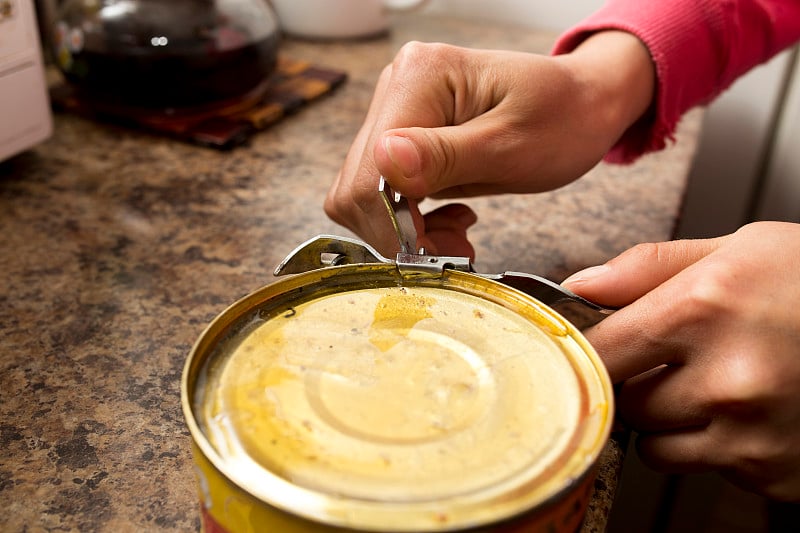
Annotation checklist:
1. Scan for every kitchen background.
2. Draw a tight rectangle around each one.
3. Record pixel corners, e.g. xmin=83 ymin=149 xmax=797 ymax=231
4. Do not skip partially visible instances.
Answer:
xmin=8 ymin=0 xmax=799 ymax=530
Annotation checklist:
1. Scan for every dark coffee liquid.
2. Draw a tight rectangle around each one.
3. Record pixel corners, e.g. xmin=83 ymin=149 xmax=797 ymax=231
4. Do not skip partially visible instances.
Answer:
xmin=60 ymin=33 xmax=280 ymax=109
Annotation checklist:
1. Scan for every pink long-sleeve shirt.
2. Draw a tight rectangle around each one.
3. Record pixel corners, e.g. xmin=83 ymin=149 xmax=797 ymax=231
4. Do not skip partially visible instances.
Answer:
xmin=552 ymin=0 xmax=800 ymax=163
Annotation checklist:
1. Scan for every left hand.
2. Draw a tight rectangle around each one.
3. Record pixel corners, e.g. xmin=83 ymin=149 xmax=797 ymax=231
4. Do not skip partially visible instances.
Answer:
xmin=563 ymin=221 xmax=800 ymax=501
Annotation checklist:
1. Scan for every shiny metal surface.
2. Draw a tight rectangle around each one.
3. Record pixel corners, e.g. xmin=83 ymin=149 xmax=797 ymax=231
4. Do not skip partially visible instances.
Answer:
xmin=378 ymin=176 xmax=418 ymax=254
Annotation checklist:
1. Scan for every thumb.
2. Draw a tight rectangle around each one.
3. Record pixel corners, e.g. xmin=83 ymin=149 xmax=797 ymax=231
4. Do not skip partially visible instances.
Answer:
xmin=562 ymin=238 xmax=725 ymax=308
xmin=373 ymin=120 xmax=524 ymax=199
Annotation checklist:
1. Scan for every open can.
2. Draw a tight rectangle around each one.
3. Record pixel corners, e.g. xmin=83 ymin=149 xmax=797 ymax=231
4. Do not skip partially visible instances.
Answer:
xmin=181 ymin=236 xmax=614 ymax=532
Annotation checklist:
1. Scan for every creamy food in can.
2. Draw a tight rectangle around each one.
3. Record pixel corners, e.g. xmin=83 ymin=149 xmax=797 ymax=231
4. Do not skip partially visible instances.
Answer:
xmin=184 ymin=268 xmax=613 ymax=532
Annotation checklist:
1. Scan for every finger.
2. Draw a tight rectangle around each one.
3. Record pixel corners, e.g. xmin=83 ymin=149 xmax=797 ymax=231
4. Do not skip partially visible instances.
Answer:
xmin=374 ymin=110 xmax=562 ymax=200
xmin=338 ymin=61 xmax=399 ymax=191
xmin=639 ymin=417 xmax=800 ymax=500
xmin=635 ymin=430 xmax=718 ymax=475
xmin=327 ymin=43 xmax=469 ymax=253
xmin=417 ymin=203 xmax=477 ymax=258
xmin=719 ymin=455 xmax=800 ymax=501
xmin=573 ymin=238 xmax=732 ymax=382
xmin=325 ymin=64 xmax=417 ymax=255
xmin=616 ymin=365 xmax=711 ymax=432
xmin=562 ymin=237 xmax=726 ymax=308
xmin=371 ymin=47 xmax=610 ymax=199
xmin=579 ymin=274 xmax=720 ymax=383
xmin=325 ymin=62 xmax=393 ymax=213
xmin=579 ymin=299 xmax=685 ymax=383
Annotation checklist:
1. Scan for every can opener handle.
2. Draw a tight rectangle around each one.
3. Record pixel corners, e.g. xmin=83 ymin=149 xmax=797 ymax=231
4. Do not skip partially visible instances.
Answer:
xmin=273 ymin=178 xmax=615 ymax=328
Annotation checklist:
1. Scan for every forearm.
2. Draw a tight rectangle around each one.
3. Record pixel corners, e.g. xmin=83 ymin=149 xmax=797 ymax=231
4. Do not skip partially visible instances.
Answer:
xmin=556 ymin=31 xmax=655 ymax=162
xmin=554 ymin=0 xmax=800 ymax=163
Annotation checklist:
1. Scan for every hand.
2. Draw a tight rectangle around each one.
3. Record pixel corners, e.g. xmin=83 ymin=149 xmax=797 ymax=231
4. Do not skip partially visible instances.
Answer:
xmin=563 ymin=221 xmax=800 ymax=501
xmin=325 ymin=31 xmax=654 ymax=258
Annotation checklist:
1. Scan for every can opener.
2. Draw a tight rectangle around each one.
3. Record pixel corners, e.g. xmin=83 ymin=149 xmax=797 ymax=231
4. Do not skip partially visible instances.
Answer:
xmin=274 ymin=178 xmax=615 ymax=328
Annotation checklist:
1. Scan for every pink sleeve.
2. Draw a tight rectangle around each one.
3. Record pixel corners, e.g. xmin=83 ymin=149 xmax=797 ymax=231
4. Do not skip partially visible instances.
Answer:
xmin=552 ymin=0 xmax=800 ymax=164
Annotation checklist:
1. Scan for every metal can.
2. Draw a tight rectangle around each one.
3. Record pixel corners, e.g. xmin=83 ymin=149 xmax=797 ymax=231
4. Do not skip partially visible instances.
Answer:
xmin=182 ymin=261 xmax=614 ymax=532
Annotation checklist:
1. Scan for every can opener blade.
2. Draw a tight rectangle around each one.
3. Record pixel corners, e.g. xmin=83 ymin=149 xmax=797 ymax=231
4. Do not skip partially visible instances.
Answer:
xmin=378 ymin=176 xmax=418 ymax=255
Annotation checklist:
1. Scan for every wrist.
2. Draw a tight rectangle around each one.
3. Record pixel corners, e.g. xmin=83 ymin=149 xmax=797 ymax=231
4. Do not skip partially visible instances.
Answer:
xmin=558 ymin=30 xmax=656 ymax=143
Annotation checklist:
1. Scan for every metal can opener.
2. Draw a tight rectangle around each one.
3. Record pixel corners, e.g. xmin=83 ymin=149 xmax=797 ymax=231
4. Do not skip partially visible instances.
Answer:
xmin=274 ymin=178 xmax=614 ymax=328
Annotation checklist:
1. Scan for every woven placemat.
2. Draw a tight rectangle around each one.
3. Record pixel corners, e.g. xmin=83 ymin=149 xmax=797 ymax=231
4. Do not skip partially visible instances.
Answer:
xmin=50 ymin=57 xmax=348 ymax=149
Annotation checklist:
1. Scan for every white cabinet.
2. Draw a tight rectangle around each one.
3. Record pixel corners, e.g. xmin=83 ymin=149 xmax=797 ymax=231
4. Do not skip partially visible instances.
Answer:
xmin=676 ymin=49 xmax=796 ymax=237
xmin=0 ymin=0 xmax=52 ymax=162
xmin=753 ymin=49 xmax=800 ymax=223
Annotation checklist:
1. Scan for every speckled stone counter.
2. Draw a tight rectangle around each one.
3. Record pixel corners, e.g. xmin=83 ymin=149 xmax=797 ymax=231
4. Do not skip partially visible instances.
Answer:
xmin=0 ymin=13 xmax=701 ymax=533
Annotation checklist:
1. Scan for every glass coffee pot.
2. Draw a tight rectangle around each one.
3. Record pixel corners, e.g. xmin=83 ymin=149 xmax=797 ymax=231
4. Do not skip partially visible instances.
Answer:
xmin=51 ymin=0 xmax=281 ymax=108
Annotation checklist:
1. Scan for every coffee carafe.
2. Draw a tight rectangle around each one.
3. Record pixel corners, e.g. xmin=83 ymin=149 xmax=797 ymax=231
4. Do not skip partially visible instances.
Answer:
xmin=51 ymin=0 xmax=281 ymax=108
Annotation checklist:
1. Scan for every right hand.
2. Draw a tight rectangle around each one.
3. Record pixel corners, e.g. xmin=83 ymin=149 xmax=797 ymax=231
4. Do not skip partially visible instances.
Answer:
xmin=324 ymin=31 xmax=655 ymax=257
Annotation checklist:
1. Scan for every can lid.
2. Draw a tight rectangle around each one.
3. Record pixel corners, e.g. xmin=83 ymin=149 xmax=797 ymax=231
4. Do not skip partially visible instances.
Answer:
xmin=191 ymin=271 xmax=612 ymax=531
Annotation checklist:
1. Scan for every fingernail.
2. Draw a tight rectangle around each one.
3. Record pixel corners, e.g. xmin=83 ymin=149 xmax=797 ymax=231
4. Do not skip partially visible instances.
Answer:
xmin=384 ymin=135 xmax=421 ymax=179
xmin=562 ymin=265 xmax=611 ymax=287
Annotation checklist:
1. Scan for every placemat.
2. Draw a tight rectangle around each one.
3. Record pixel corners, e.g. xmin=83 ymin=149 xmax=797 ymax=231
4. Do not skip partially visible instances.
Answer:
xmin=49 ymin=57 xmax=348 ymax=149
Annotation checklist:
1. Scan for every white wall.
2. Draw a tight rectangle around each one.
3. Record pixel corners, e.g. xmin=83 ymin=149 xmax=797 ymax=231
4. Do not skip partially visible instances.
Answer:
xmin=425 ymin=0 xmax=603 ymax=31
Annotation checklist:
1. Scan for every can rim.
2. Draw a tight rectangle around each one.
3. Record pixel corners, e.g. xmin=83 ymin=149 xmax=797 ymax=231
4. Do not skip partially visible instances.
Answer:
xmin=181 ymin=264 xmax=614 ymax=531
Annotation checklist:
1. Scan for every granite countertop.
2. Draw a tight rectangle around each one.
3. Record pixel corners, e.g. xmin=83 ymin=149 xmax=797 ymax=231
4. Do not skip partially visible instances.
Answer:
xmin=0 ymin=13 xmax=701 ymax=533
